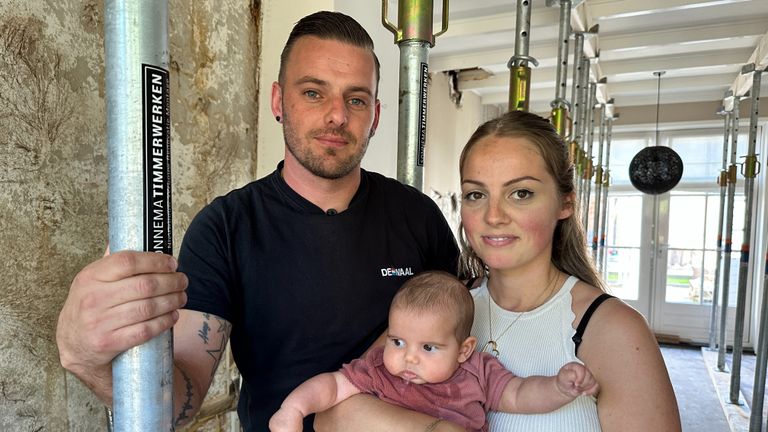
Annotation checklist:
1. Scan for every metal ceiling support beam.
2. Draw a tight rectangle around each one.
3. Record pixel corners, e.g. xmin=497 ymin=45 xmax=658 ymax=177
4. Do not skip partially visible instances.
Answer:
xmin=508 ymin=0 xmax=538 ymax=112
xmin=574 ymin=56 xmax=591 ymax=207
xmin=569 ymin=34 xmax=587 ymax=191
xmin=709 ymin=103 xmax=732 ymax=352
xmin=730 ymin=63 xmax=763 ymax=407
xmin=550 ymin=0 xmax=573 ymax=137
xmin=570 ymin=33 xmax=586 ymax=136
xmin=570 ymin=1 xmax=609 ymax=105
xmin=104 ymin=1 xmax=174 ymax=430
xmin=598 ymin=112 xmax=616 ymax=273
xmin=591 ymin=105 xmax=606 ymax=263
xmin=576 ymin=63 xmax=592 ymax=208
xmin=581 ymin=82 xmax=597 ymax=231
xmin=577 ymin=56 xmax=592 ymax=151
xmin=383 ymin=0 xmax=449 ymax=190
xmin=717 ymin=98 xmax=742 ymax=372
xmin=748 ymin=69 xmax=768 ymax=432
xmin=755 ymin=262 xmax=768 ymax=431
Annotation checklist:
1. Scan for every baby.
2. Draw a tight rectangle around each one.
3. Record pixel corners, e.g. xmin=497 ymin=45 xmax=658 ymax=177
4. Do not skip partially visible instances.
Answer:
xmin=269 ymin=271 xmax=599 ymax=432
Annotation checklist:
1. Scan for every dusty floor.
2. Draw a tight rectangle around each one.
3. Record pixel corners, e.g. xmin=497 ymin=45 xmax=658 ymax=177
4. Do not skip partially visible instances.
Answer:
xmin=661 ymin=343 xmax=767 ymax=432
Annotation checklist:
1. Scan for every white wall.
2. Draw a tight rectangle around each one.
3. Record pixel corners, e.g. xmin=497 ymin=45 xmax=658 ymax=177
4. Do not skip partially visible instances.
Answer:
xmin=424 ymin=72 xmax=485 ymax=195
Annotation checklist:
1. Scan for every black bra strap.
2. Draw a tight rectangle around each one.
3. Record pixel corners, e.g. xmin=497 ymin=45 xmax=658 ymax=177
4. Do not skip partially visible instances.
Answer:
xmin=572 ymin=293 xmax=615 ymax=355
xmin=464 ymin=277 xmax=479 ymax=289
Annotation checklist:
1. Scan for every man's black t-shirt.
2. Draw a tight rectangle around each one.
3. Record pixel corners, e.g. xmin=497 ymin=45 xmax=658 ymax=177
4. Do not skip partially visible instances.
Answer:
xmin=179 ymin=163 xmax=459 ymax=430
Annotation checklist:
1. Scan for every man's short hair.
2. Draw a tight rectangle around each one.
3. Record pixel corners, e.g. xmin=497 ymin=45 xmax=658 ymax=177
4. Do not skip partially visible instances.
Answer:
xmin=278 ymin=11 xmax=381 ymax=96
xmin=390 ymin=271 xmax=474 ymax=342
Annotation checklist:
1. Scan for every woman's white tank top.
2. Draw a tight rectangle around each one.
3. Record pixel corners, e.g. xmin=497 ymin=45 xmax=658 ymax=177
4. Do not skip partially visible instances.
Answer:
xmin=470 ymin=275 xmax=602 ymax=431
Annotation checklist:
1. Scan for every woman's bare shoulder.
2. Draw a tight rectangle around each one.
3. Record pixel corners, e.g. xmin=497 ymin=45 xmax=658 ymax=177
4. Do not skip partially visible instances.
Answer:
xmin=571 ymin=281 xmax=648 ymax=332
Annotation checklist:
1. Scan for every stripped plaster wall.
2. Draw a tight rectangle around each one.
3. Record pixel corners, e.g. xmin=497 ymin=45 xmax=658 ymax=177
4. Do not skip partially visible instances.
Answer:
xmin=0 ymin=0 xmax=260 ymax=430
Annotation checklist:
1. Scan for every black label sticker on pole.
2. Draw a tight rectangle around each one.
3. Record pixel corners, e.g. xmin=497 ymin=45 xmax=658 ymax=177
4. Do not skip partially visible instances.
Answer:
xmin=418 ymin=62 xmax=428 ymax=167
xmin=142 ymin=64 xmax=172 ymax=255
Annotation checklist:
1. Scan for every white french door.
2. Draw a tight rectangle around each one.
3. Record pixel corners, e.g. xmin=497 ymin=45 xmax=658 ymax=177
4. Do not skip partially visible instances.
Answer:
xmin=596 ymin=127 xmax=761 ymax=344
xmin=601 ymin=189 xmax=747 ymax=344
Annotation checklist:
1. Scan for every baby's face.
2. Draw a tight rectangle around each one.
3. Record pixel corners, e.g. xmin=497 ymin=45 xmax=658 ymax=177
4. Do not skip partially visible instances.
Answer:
xmin=383 ymin=308 xmax=464 ymax=384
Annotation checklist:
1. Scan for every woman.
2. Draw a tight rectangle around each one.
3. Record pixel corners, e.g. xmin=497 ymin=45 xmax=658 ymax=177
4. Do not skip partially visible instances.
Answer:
xmin=458 ymin=110 xmax=680 ymax=431
xmin=316 ymin=111 xmax=681 ymax=432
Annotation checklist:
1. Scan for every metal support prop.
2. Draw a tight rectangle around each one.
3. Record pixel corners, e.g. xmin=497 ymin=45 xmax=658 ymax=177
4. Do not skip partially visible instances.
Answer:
xmin=718 ymin=99 xmax=741 ymax=371
xmin=756 ymin=250 xmax=768 ymax=431
xmin=569 ymin=34 xmax=585 ymax=198
xmin=549 ymin=0 xmax=572 ymax=137
xmin=731 ymin=65 xmax=762 ymax=406
xmin=508 ymin=0 xmax=538 ymax=112
xmin=598 ymin=114 xmax=615 ymax=272
xmin=592 ymin=106 xmax=606 ymax=263
xmin=105 ymin=1 xmax=174 ymax=430
xmin=581 ymin=82 xmax=597 ymax=232
xmin=570 ymin=33 xmax=585 ymax=137
xmin=382 ymin=0 xmax=449 ymax=190
xmin=575 ymin=56 xmax=591 ymax=207
xmin=577 ymin=57 xmax=591 ymax=146
xmin=709 ymin=107 xmax=731 ymax=351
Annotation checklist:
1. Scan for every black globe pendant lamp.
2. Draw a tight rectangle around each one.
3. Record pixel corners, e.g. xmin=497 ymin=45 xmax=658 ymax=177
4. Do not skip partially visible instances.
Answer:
xmin=629 ymin=71 xmax=684 ymax=194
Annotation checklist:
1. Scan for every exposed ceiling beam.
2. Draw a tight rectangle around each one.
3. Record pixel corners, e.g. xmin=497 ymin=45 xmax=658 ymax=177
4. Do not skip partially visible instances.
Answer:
xmin=482 ymin=87 xmax=729 ymax=107
xmin=601 ymin=48 xmax=752 ymax=76
xmin=727 ymin=29 xmax=768 ymax=104
xmin=432 ymin=18 xmax=764 ymax=73
xmin=430 ymin=43 xmax=558 ymax=72
xmin=587 ymin=0 xmax=751 ymax=20
xmin=461 ymin=72 xmax=735 ymax=95
xmin=439 ymin=8 xmax=561 ymax=40
xmin=599 ymin=18 xmax=766 ymax=52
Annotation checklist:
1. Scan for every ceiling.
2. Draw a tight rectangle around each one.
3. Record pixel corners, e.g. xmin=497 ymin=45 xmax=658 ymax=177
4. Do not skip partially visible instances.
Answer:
xmin=425 ymin=0 xmax=768 ymax=118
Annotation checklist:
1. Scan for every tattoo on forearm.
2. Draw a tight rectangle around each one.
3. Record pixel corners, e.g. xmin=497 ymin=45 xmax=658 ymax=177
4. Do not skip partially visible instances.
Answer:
xmin=174 ymin=367 xmax=194 ymax=427
xmin=205 ymin=316 xmax=232 ymax=379
xmin=198 ymin=321 xmax=211 ymax=344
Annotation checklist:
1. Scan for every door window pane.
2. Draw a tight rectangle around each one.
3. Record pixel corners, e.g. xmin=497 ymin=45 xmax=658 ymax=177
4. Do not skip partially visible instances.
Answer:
xmin=664 ymin=193 xmax=743 ymax=306
xmin=704 ymin=194 xmax=722 ymax=249
xmin=605 ymin=247 xmax=640 ymax=301
xmin=668 ymin=194 xmax=706 ymax=249
xmin=603 ymin=194 xmax=643 ymax=301
xmin=665 ymin=248 xmax=704 ymax=304
xmin=605 ymin=195 xmax=642 ymax=247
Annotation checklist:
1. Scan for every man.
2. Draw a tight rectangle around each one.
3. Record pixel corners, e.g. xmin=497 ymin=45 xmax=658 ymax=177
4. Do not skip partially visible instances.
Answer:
xmin=56 ymin=11 xmax=458 ymax=431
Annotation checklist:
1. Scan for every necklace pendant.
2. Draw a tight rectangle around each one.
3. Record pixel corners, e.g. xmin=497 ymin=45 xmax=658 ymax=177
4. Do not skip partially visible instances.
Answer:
xmin=482 ymin=340 xmax=500 ymax=357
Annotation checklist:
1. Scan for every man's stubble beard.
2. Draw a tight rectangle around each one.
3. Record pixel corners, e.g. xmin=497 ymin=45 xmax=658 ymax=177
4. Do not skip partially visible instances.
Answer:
xmin=282 ymin=113 xmax=371 ymax=180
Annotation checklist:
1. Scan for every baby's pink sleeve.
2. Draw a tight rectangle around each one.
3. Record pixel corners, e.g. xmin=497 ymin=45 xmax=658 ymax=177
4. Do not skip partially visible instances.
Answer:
xmin=479 ymin=353 xmax=516 ymax=411
xmin=339 ymin=346 xmax=383 ymax=394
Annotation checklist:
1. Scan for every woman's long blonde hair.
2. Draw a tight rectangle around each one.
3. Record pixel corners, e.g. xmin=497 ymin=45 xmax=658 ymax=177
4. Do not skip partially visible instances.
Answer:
xmin=458 ymin=110 xmax=605 ymax=291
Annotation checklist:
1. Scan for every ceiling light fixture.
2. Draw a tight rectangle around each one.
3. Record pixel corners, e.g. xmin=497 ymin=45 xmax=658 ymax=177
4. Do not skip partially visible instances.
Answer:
xmin=628 ymin=71 xmax=684 ymax=195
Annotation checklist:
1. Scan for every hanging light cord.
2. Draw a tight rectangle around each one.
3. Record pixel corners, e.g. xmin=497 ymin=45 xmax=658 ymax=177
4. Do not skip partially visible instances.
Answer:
xmin=654 ymin=71 xmax=665 ymax=146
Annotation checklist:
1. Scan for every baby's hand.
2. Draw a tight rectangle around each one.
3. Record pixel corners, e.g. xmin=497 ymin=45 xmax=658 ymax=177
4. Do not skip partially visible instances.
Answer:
xmin=556 ymin=361 xmax=600 ymax=398
xmin=269 ymin=406 xmax=304 ymax=432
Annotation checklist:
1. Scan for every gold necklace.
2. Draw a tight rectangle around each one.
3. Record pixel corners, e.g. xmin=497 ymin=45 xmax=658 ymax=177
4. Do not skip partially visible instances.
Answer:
xmin=482 ymin=273 xmax=559 ymax=358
